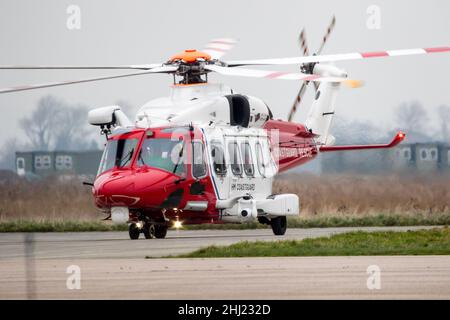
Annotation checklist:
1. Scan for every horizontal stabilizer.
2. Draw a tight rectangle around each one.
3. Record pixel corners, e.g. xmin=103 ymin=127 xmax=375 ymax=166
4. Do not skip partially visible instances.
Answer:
xmin=319 ymin=132 xmax=405 ymax=152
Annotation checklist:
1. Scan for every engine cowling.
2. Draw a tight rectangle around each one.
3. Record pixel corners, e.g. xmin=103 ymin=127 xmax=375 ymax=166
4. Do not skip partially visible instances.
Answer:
xmin=226 ymin=94 xmax=273 ymax=128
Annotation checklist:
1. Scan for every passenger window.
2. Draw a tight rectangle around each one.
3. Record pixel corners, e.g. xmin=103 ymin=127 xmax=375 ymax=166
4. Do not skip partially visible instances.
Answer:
xmin=228 ymin=142 xmax=243 ymax=176
xmin=192 ymin=141 xmax=207 ymax=178
xmin=256 ymin=142 xmax=266 ymax=177
xmin=211 ymin=144 xmax=227 ymax=176
xmin=241 ymin=142 xmax=254 ymax=177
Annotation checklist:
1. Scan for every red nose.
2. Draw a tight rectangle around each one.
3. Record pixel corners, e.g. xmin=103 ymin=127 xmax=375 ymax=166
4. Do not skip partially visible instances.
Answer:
xmin=94 ymin=172 xmax=136 ymax=207
xmin=93 ymin=169 xmax=185 ymax=210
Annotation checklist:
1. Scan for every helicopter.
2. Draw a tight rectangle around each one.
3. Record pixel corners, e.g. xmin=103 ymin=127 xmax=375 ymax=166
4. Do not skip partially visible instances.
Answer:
xmin=1 ymin=19 xmax=449 ymax=239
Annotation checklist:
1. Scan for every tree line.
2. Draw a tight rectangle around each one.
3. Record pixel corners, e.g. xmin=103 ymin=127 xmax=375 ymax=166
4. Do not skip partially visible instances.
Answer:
xmin=0 ymin=95 xmax=449 ymax=171
xmin=0 ymin=95 xmax=100 ymax=170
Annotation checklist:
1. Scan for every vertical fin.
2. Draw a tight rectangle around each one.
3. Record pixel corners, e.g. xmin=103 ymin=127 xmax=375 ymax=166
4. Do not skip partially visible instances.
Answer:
xmin=305 ymin=82 xmax=340 ymax=144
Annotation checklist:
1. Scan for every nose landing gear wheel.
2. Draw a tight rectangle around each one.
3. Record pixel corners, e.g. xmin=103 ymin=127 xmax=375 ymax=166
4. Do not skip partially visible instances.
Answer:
xmin=143 ymin=223 xmax=155 ymax=239
xmin=129 ymin=223 xmax=140 ymax=240
xmin=154 ymin=225 xmax=168 ymax=239
xmin=270 ymin=216 xmax=287 ymax=236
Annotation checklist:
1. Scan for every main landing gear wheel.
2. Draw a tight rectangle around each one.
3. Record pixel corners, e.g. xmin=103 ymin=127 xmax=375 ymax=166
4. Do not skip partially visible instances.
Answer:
xmin=143 ymin=223 xmax=155 ymax=239
xmin=129 ymin=223 xmax=140 ymax=240
xmin=271 ymin=216 xmax=287 ymax=236
xmin=154 ymin=225 xmax=168 ymax=239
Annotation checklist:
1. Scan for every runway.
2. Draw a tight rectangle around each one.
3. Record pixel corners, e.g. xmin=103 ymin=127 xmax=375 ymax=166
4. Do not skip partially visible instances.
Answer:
xmin=0 ymin=226 xmax=449 ymax=299
xmin=0 ymin=226 xmax=436 ymax=259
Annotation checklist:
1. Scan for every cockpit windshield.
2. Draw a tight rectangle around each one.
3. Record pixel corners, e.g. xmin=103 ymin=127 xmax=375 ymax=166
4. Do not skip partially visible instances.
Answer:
xmin=137 ymin=138 xmax=185 ymax=175
xmin=97 ymin=138 xmax=139 ymax=175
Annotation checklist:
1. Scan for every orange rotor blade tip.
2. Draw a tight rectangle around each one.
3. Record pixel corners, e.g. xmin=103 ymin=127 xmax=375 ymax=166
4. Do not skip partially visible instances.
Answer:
xmin=344 ymin=79 xmax=364 ymax=88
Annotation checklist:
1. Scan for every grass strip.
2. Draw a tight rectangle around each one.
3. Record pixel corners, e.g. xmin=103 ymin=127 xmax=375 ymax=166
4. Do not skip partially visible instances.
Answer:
xmin=185 ymin=213 xmax=450 ymax=230
xmin=0 ymin=213 xmax=449 ymax=232
xmin=0 ymin=220 xmax=127 ymax=232
xmin=171 ymin=228 xmax=450 ymax=258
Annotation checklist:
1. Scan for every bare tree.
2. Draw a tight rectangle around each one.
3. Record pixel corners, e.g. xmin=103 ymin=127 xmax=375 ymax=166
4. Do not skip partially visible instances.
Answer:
xmin=0 ymin=138 xmax=23 ymax=170
xmin=331 ymin=116 xmax=380 ymax=144
xmin=19 ymin=95 xmax=98 ymax=151
xmin=19 ymin=95 xmax=64 ymax=150
xmin=53 ymin=104 xmax=90 ymax=150
xmin=438 ymin=105 xmax=450 ymax=143
xmin=394 ymin=101 xmax=432 ymax=142
xmin=395 ymin=101 xmax=429 ymax=132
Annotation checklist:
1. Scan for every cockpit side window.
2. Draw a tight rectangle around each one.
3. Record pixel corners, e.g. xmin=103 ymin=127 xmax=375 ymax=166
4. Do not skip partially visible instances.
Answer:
xmin=137 ymin=138 xmax=185 ymax=176
xmin=116 ymin=139 xmax=138 ymax=168
xmin=192 ymin=141 xmax=207 ymax=178
xmin=97 ymin=138 xmax=138 ymax=175
xmin=211 ymin=143 xmax=227 ymax=177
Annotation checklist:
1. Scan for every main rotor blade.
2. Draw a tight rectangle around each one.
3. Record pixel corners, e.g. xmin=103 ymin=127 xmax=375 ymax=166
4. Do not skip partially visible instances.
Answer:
xmin=290 ymin=17 xmax=337 ymax=122
xmin=298 ymin=29 xmax=310 ymax=56
xmin=205 ymin=64 xmax=351 ymax=83
xmin=292 ymin=29 xmax=314 ymax=117
xmin=312 ymin=15 xmax=336 ymax=92
xmin=312 ymin=78 xmax=319 ymax=93
xmin=0 ymin=64 xmax=163 ymax=70
xmin=316 ymin=15 xmax=336 ymax=55
xmin=226 ymin=46 xmax=450 ymax=67
xmin=288 ymin=82 xmax=308 ymax=122
xmin=291 ymin=29 xmax=313 ymax=118
xmin=203 ymin=38 xmax=237 ymax=60
xmin=0 ymin=66 xmax=177 ymax=94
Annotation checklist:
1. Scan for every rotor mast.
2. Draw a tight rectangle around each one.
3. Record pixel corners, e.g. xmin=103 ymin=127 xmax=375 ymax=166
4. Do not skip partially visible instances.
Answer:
xmin=168 ymin=49 xmax=214 ymax=85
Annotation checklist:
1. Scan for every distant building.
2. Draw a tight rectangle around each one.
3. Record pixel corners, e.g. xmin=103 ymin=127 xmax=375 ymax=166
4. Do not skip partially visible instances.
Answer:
xmin=15 ymin=150 xmax=103 ymax=178
xmin=391 ymin=144 xmax=414 ymax=171
xmin=321 ymin=143 xmax=450 ymax=174
xmin=391 ymin=143 xmax=450 ymax=172
xmin=320 ymin=149 xmax=388 ymax=174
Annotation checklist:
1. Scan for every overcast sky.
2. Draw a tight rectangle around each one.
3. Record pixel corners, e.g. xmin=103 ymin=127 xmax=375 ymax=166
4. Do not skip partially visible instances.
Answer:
xmin=0 ymin=0 xmax=449 ymax=146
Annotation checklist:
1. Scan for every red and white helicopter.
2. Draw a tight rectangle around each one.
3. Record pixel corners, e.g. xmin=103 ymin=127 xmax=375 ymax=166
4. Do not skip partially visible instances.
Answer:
xmin=2 ymin=18 xmax=449 ymax=239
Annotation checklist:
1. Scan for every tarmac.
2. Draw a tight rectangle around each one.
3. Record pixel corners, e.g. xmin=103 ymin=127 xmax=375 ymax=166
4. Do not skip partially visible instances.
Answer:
xmin=0 ymin=226 xmax=449 ymax=299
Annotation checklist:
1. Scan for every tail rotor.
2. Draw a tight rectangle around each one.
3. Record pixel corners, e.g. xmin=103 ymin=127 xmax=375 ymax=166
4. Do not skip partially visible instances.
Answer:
xmin=288 ymin=15 xmax=337 ymax=121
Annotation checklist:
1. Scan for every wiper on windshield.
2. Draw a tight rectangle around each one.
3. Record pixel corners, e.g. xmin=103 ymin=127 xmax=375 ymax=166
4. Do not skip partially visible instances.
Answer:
xmin=138 ymin=150 xmax=147 ymax=166
xmin=118 ymin=148 xmax=134 ymax=167
xmin=172 ymin=143 xmax=184 ymax=174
